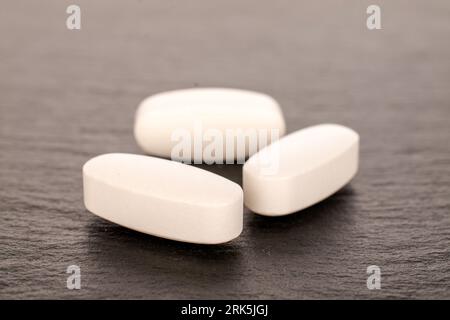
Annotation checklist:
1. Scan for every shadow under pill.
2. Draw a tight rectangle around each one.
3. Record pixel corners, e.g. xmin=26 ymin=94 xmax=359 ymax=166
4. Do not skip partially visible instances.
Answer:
xmin=85 ymin=217 xmax=245 ymax=293
xmin=140 ymin=155 xmax=244 ymax=185
xmin=192 ymin=163 xmax=243 ymax=186
xmin=244 ymin=185 xmax=358 ymax=255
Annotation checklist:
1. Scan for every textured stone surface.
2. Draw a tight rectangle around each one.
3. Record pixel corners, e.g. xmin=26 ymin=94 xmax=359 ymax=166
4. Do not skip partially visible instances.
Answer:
xmin=1 ymin=0 xmax=449 ymax=299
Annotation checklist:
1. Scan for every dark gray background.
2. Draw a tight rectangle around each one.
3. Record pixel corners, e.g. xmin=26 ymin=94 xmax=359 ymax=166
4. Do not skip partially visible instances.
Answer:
xmin=1 ymin=0 xmax=449 ymax=299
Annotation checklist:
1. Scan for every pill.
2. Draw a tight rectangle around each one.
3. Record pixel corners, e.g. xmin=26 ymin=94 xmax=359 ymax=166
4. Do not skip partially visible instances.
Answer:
xmin=83 ymin=153 xmax=243 ymax=244
xmin=243 ymin=124 xmax=359 ymax=216
xmin=134 ymin=88 xmax=286 ymax=163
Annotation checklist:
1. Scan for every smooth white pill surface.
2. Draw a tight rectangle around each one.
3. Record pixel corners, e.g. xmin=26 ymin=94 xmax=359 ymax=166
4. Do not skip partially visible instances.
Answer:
xmin=243 ymin=124 xmax=359 ymax=216
xmin=134 ymin=88 xmax=286 ymax=162
xmin=83 ymin=153 xmax=243 ymax=244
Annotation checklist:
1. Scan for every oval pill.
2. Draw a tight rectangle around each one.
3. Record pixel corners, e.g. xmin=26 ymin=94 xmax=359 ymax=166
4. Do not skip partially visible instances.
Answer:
xmin=83 ymin=153 xmax=243 ymax=244
xmin=134 ymin=88 xmax=286 ymax=162
xmin=243 ymin=124 xmax=359 ymax=216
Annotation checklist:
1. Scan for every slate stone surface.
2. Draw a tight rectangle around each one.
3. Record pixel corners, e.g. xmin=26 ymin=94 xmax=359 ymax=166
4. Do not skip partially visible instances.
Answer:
xmin=1 ymin=0 xmax=449 ymax=299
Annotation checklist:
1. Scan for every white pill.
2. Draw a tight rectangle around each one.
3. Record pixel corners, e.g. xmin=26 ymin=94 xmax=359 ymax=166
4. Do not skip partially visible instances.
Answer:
xmin=134 ymin=88 xmax=286 ymax=163
xmin=83 ymin=153 xmax=243 ymax=244
xmin=243 ymin=124 xmax=359 ymax=216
